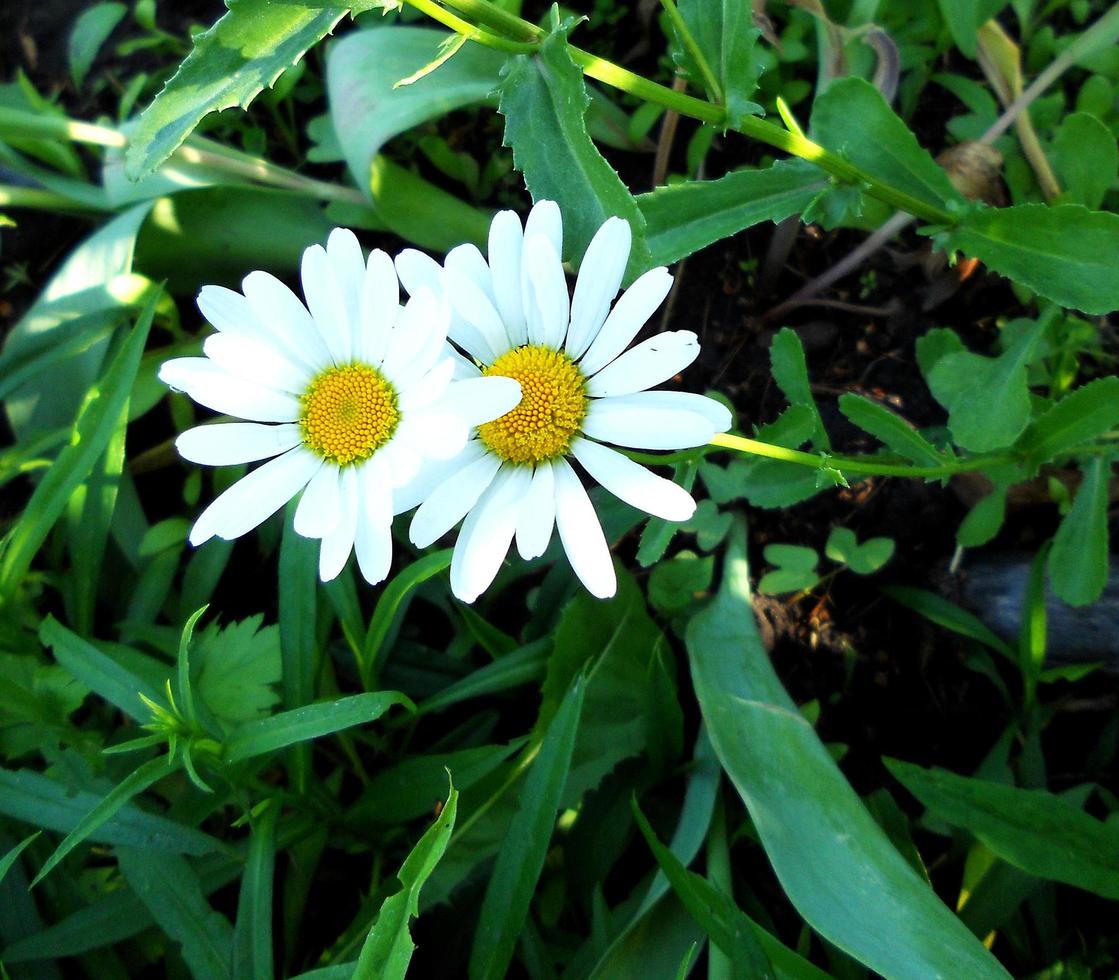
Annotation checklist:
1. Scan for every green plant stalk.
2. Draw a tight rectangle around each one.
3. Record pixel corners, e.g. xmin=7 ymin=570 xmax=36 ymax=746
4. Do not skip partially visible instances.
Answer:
xmin=658 ymin=0 xmax=723 ymax=102
xmin=411 ymin=0 xmax=958 ymax=226
xmin=404 ymin=0 xmax=538 ymax=54
xmin=0 ymin=185 xmax=103 ymax=212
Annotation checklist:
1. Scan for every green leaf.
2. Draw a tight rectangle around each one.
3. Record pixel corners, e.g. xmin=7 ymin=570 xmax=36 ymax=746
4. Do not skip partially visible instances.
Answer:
xmin=883 ymin=586 xmax=1016 ymax=662
xmin=757 ymin=544 xmax=820 ymax=595
xmin=125 ymin=0 xmax=345 ymax=179
xmin=469 ymin=676 xmax=586 ymax=980
xmin=811 ymin=77 xmax=966 ymax=214
xmin=676 ymin=0 xmax=762 ymax=125
xmin=886 ymin=758 xmax=1119 ymax=900
xmin=1051 ymin=112 xmax=1118 ymax=210
xmin=770 ymin=328 xmax=829 ymax=450
xmin=637 ymin=460 xmax=699 ymax=567
xmin=648 ymin=552 xmax=714 ymax=615
xmin=117 ymin=847 xmax=235 ymax=980
xmin=0 ymin=291 xmax=156 ymax=598
xmin=69 ymin=2 xmax=127 ymax=88
xmin=837 ymin=394 xmax=944 ymax=467
xmin=223 ymin=692 xmax=412 ymax=763
xmin=412 ymin=639 xmax=548 ymax=719
xmin=498 ymin=26 xmax=652 ymax=276
xmin=1017 ymin=376 xmax=1119 ymax=463
xmin=194 ymin=616 xmax=282 ymax=731
xmin=0 ymin=832 xmax=39 ymax=888
xmin=824 ymin=528 xmax=895 ymax=575
xmin=956 ymin=480 xmax=1010 ymax=548
xmin=1048 ymin=456 xmax=1111 ymax=606
xmin=637 ymin=159 xmax=823 ymax=266
xmin=232 ymin=800 xmax=277 ymax=980
xmin=936 ymin=0 xmax=1002 ymax=57
xmin=938 ymin=203 xmax=1119 ymax=315
xmin=687 ymin=526 xmax=1012 ymax=980
xmin=31 ymin=755 xmax=174 ymax=887
xmin=353 ymin=780 xmax=458 ymax=980
xmin=0 ymin=653 xmax=87 ymax=759
xmin=0 ymin=765 xmax=219 ymax=855
xmin=925 ymin=317 xmax=1044 ymax=452
xmin=328 ymin=26 xmax=505 ymax=186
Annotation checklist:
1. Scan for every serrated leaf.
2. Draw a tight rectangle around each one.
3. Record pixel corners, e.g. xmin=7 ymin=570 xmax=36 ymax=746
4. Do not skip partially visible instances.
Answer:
xmin=1048 ymin=456 xmax=1111 ymax=606
xmin=637 ymin=159 xmax=823 ymax=266
xmin=675 ymin=0 xmax=763 ymax=125
xmin=125 ymin=1 xmax=345 ymax=179
xmin=0 ymin=653 xmax=87 ymax=759
xmin=1017 ymin=376 xmax=1119 ymax=463
xmin=837 ymin=394 xmax=943 ymax=467
xmin=811 ymin=77 xmax=966 ymax=215
xmin=770 ymin=328 xmax=829 ymax=450
xmin=938 ymin=203 xmax=1119 ymax=315
xmin=498 ymin=26 xmax=652 ymax=276
xmin=194 ymin=616 xmax=282 ymax=731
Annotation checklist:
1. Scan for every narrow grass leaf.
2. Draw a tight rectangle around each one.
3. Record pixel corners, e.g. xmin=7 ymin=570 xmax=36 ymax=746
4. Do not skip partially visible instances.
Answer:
xmin=883 ymin=586 xmax=1016 ymax=662
xmin=233 ymin=799 xmax=278 ymax=980
xmin=1019 ymin=377 xmax=1119 ymax=463
xmin=126 ymin=1 xmax=345 ymax=179
xmin=68 ymin=2 xmax=127 ymax=88
xmin=887 ymin=759 xmax=1119 ymax=899
xmin=837 ymin=394 xmax=943 ymax=466
xmin=1048 ymin=456 xmax=1111 ymax=606
xmin=412 ymin=638 xmax=549 ymax=719
xmin=0 ymin=291 xmax=157 ymax=598
xmin=0 ymin=832 xmax=39 ymax=888
xmin=223 ymin=692 xmax=413 ymax=763
xmin=353 ymin=781 xmax=459 ymax=979
xmin=117 ymin=847 xmax=235 ymax=980
xmin=469 ymin=676 xmax=586 ymax=980
xmin=687 ymin=524 xmax=1011 ymax=979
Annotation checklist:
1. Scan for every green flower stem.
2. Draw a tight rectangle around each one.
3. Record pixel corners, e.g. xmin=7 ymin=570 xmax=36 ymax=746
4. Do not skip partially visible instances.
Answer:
xmin=418 ymin=0 xmax=958 ymax=227
xmin=657 ymin=0 xmax=722 ymax=102
xmin=404 ymin=0 xmax=538 ymax=53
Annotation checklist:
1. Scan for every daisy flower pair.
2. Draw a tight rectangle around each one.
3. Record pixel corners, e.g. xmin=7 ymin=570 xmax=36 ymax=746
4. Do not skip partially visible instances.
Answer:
xmin=160 ymin=201 xmax=731 ymax=602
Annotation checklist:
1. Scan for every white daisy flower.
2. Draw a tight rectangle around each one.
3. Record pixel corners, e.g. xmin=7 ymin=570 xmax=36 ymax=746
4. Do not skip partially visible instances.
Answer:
xmin=159 ymin=228 xmax=522 ymax=585
xmin=395 ymin=201 xmax=732 ymax=602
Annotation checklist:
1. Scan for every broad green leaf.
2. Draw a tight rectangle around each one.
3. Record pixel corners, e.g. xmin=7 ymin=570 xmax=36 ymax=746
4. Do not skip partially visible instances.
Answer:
xmin=1048 ymin=456 xmax=1111 ymax=606
xmin=837 ymin=394 xmax=943 ymax=467
xmin=353 ymin=781 xmax=458 ymax=979
xmin=676 ymin=0 xmax=762 ymax=125
xmin=758 ymin=544 xmax=820 ymax=596
xmin=31 ymin=755 xmax=174 ymax=887
xmin=687 ymin=526 xmax=1012 ymax=980
xmin=125 ymin=0 xmax=345 ymax=179
xmin=232 ymin=800 xmax=277 ymax=980
xmin=637 ymin=161 xmax=822 ymax=266
xmin=469 ymin=677 xmax=585 ymax=980
xmin=117 ymin=847 xmax=235 ymax=980
xmin=825 ymin=528 xmax=895 ymax=575
xmin=328 ymin=26 xmax=505 ymax=185
xmin=0 ymin=652 xmax=87 ymax=759
xmin=223 ymin=691 xmax=412 ymax=763
xmin=925 ymin=317 xmax=1044 ymax=452
xmin=69 ymin=2 xmax=127 ymax=88
xmin=937 ymin=0 xmax=1007 ymax=57
xmin=1051 ymin=112 xmax=1117 ymax=210
xmin=957 ymin=481 xmax=1010 ymax=548
xmin=770 ymin=328 xmax=829 ymax=450
xmin=882 ymin=586 xmax=1016 ymax=662
xmin=939 ymin=203 xmax=1119 ymax=315
xmin=1017 ymin=376 xmax=1119 ymax=463
xmin=648 ymin=552 xmax=714 ymax=615
xmin=0 ymin=832 xmax=39 ymax=888
xmin=194 ymin=616 xmax=282 ymax=731
xmin=0 ymin=767 xmax=220 ymax=855
xmin=811 ymin=77 xmax=966 ymax=215
xmin=0 ymin=292 xmax=155 ymax=598
xmin=2 ymin=202 xmax=152 ymax=437
xmin=887 ymin=758 xmax=1119 ymax=899
xmin=498 ymin=26 xmax=652 ymax=276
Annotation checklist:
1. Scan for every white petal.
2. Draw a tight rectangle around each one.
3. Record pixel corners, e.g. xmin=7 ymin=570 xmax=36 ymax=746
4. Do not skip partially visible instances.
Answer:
xmin=449 ymin=465 xmax=532 ymax=603
xmin=202 ymin=332 xmax=310 ymax=394
xmin=429 ymin=376 xmax=522 ymax=427
xmin=449 ymin=346 xmax=482 ymax=380
xmin=523 ymin=200 xmax=562 ymax=260
xmin=188 ymin=446 xmax=319 ymax=545
xmin=582 ymin=399 xmax=721 ymax=450
xmin=318 ymin=466 xmax=359 ymax=581
xmin=523 ymin=234 xmax=569 ymax=349
xmin=570 ymin=437 xmax=696 ymax=520
xmin=379 ymin=439 xmax=423 ymax=494
xmin=409 ymin=451 xmax=502 ymax=548
xmin=395 ymin=249 xmax=444 ymax=298
xmin=443 ymin=266 xmax=507 ymax=363
xmin=381 ymin=288 xmax=447 ymax=388
xmin=395 ymin=411 xmax=470 ymax=461
xmin=553 ymin=459 xmax=616 ymax=599
xmin=197 ymin=285 xmax=259 ymax=339
xmin=301 ymin=243 xmax=350 ymax=363
xmin=446 ymin=243 xmax=497 ymax=306
xmin=592 ymin=390 xmax=731 ymax=430
xmin=488 ymin=210 xmax=526 ymax=344
xmin=392 ymin=442 xmax=483 ymax=513
xmin=585 ymin=330 xmax=699 ymax=397
xmin=354 ymin=460 xmax=395 ymax=585
xmin=241 ymin=271 xmax=332 ymax=372
xmin=566 ymin=217 xmax=632 ymax=360
xmin=578 ymin=267 xmax=673 ymax=377
xmin=515 ymin=462 xmax=555 ymax=560
xmin=398 ymin=356 xmax=457 ymax=414
xmin=360 ymin=248 xmax=399 ymax=366
xmin=160 ymin=358 xmax=301 ymax=423
xmin=293 ymin=463 xmax=342 ymax=538
xmin=176 ymin=422 xmax=302 ymax=466
xmin=326 ymin=228 xmax=366 ymax=352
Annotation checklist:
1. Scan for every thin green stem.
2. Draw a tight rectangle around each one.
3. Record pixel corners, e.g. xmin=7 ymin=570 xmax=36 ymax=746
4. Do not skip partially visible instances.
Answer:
xmin=404 ymin=0 xmax=538 ymax=53
xmin=658 ymin=0 xmax=722 ymax=102
xmin=0 ymin=185 xmax=103 ymax=212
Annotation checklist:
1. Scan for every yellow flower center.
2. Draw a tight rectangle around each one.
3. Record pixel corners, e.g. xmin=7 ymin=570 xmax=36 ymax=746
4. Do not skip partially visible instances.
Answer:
xmin=299 ymin=363 xmax=399 ymax=466
xmin=478 ymin=344 xmax=587 ymax=465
